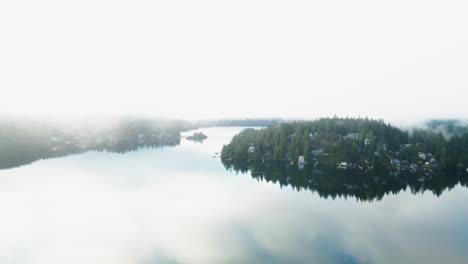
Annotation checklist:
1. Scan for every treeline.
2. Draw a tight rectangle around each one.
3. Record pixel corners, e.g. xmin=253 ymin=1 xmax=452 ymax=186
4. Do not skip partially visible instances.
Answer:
xmin=426 ymin=119 xmax=468 ymax=138
xmin=0 ymin=117 xmax=65 ymax=169
xmin=221 ymin=117 xmax=468 ymax=170
xmin=196 ymin=118 xmax=283 ymax=127
xmin=407 ymin=128 xmax=468 ymax=169
xmin=0 ymin=117 xmax=187 ymax=170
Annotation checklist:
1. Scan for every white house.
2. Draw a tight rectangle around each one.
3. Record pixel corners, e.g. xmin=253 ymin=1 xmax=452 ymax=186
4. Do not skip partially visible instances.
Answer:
xmin=364 ymin=138 xmax=371 ymax=146
xmin=418 ymin=152 xmax=426 ymax=160
xmin=345 ymin=133 xmax=360 ymax=140
xmin=298 ymin=155 xmax=305 ymax=164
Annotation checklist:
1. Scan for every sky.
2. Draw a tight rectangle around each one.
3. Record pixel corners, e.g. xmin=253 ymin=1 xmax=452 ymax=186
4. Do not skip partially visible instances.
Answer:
xmin=0 ymin=0 xmax=467 ymax=121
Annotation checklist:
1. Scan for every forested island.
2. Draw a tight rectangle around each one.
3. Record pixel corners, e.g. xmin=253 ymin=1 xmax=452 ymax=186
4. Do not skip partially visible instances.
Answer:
xmin=186 ymin=132 xmax=208 ymax=141
xmin=221 ymin=117 xmax=468 ymax=172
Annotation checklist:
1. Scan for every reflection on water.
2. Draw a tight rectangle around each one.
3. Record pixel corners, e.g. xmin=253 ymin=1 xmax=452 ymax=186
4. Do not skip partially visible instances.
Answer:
xmin=0 ymin=136 xmax=180 ymax=171
xmin=222 ymin=160 xmax=468 ymax=202
xmin=0 ymin=127 xmax=467 ymax=264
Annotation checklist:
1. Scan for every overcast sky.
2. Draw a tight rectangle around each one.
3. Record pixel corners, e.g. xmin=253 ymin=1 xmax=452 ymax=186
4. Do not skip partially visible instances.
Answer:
xmin=0 ymin=0 xmax=467 ymax=121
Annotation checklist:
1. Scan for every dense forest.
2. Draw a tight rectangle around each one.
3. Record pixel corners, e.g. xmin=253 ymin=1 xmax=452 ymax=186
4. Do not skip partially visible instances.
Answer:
xmin=221 ymin=117 xmax=468 ymax=171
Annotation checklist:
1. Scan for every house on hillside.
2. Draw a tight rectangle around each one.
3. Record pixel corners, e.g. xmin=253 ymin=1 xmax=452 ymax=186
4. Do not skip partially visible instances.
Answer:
xmin=248 ymin=146 xmax=256 ymax=153
xmin=364 ymin=138 xmax=371 ymax=146
xmin=418 ymin=152 xmax=426 ymax=160
xmin=344 ymin=133 xmax=360 ymax=140
xmin=391 ymin=159 xmax=400 ymax=168
xmin=309 ymin=132 xmax=318 ymax=140
xmin=298 ymin=155 xmax=306 ymax=164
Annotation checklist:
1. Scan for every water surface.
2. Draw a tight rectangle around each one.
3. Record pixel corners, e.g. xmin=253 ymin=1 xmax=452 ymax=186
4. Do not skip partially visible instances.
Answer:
xmin=0 ymin=127 xmax=467 ymax=264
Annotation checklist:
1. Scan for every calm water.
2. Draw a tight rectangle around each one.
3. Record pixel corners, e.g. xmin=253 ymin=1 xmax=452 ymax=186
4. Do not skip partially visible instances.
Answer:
xmin=0 ymin=127 xmax=467 ymax=264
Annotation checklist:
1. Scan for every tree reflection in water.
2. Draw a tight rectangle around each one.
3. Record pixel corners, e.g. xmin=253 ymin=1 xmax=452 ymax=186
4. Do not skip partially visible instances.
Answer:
xmin=222 ymin=160 xmax=468 ymax=202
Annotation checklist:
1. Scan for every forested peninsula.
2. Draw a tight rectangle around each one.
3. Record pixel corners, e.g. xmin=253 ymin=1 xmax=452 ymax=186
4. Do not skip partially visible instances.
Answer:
xmin=221 ymin=118 xmax=468 ymax=172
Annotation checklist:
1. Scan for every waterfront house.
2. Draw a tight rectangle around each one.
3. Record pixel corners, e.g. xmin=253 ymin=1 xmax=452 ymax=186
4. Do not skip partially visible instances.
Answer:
xmin=337 ymin=162 xmax=348 ymax=169
xmin=418 ymin=152 xmax=426 ymax=160
xmin=248 ymin=146 xmax=256 ymax=153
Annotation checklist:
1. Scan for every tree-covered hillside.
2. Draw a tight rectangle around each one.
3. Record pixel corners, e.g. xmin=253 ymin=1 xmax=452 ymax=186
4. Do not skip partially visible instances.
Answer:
xmin=221 ymin=117 xmax=468 ymax=171
xmin=0 ymin=117 xmax=187 ymax=170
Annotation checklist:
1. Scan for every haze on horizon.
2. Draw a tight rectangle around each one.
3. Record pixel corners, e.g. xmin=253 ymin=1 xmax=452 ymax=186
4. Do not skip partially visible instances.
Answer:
xmin=1 ymin=0 xmax=467 ymax=122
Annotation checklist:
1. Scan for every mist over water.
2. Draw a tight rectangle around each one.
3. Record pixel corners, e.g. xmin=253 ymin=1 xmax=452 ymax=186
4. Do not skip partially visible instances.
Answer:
xmin=0 ymin=127 xmax=467 ymax=264
xmin=1 ymin=0 xmax=467 ymax=262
